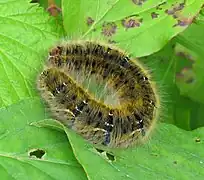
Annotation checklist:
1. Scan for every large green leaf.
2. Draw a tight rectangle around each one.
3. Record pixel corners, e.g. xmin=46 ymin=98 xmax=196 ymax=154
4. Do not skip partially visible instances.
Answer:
xmin=0 ymin=0 xmax=64 ymax=107
xmin=0 ymin=1 xmax=86 ymax=179
xmin=33 ymin=119 xmax=204 ymax=180
xmin=62 ymin=0 xmax=204 ymax=57
xmin=0 ymin=98 xmax=87 ymax=180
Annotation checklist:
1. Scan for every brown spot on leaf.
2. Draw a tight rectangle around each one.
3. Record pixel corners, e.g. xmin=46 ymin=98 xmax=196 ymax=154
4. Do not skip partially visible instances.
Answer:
xmin=165 ymin=3 xmax=185 ymax=17
xmin=173 ymin=18 xmax=193 ymax=27
xmin=173 ymin=3 xmax=185 ymax=11
xmin=176 ymin=67 xmax=196 ymax=84
xmin=132 ymin=0 xmax=147 ymax=6
xmin=122 ymin=16 xmax=142 ymax=29
xmin=165 ymin=9 xmax=175 ymax=15
xmin=87 ymin=17 xmax=94 ymax=26
xmin=176 ymin=51 xmax=195 ymax=62
xmin=47 ymin=3 xmax=61 ymax=17
xmin=101 ymin=22 xmax=117 ymax=37
xmin=151 ymin=12 xmax=159 ymax=19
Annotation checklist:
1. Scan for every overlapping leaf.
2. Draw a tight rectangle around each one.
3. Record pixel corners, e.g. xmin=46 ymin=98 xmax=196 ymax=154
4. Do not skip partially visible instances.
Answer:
xmin=62 ymin=0 xmax=204 ymax=57
xmin=0 ymin=1 xmax=86 ymax=179
xmin=34 ymin=119 xmax=204 ymax=180
xmin=0 ymin=0 xmax=64 ymax=107
xmin=0 ymin=98 xmax=87 ymax=180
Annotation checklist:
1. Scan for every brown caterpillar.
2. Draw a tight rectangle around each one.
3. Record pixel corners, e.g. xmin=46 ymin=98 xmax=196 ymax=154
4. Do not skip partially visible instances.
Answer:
xmin=37 ymin=40 xmax=160 ymax=148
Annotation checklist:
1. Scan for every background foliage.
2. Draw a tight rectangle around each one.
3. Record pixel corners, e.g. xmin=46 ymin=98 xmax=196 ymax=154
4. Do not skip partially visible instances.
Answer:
xmin=0 ymin=0 xmax=204 ymax=179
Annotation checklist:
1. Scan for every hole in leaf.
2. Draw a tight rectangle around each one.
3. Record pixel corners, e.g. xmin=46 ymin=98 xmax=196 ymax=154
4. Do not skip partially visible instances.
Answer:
xmin=156 ymin=2 xmax=166 ymax=10
xmin=195 ymin=138 xmax=201 ymax=143
xmin=95 ymin=148 xmax=115 ymax=161
xmin=106 ymin=152 xmax=115 ymax=161
xmin=151 ymin=153 xmax=159 ymax=157
xmin=95 ymin=148 xmax=104 ymax=153
xmin=29 ymin=149 xmax=46 ymax=159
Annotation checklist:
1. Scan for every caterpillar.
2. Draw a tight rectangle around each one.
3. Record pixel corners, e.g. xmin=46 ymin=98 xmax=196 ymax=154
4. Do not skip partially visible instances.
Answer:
xmin=37 ymin=40 xmax=160 ymax=148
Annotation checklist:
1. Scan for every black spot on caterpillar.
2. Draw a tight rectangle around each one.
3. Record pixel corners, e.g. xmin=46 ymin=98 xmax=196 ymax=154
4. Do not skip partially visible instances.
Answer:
xmin=37 ymin=40 xmax=160 ymax=148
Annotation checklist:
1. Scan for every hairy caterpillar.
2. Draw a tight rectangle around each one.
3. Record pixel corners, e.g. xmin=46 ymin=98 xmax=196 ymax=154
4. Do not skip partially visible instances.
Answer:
xmin=37 ymin=40 xmax=160 ymax=148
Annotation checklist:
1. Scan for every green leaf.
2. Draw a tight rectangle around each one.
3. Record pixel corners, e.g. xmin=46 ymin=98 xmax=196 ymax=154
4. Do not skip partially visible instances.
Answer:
xmin=175 ymin=21 xmax=204 ymax=104
xmin=8 ymin=109 xmax=204 ymax=179
xmin=0 ymin=98 xmax=87 ymax=180
xmin=0 ymin=0 xmax=64 ymax=107
xmin=62 ymin=0 xmax=204 ymax=57
xmin=172 ymin=11 xmax=204 ymax=129
xmin=38 ymin=119 xmax=204 ymax=180
xmin=0 ymin=1 xmax=86 ymax=179
xmin=140 ymin=35 xmax=204 ymax=130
